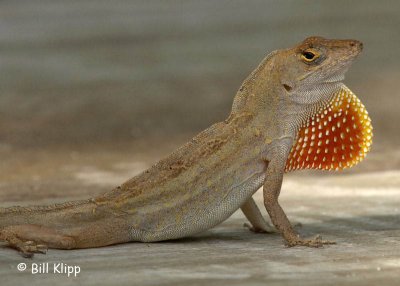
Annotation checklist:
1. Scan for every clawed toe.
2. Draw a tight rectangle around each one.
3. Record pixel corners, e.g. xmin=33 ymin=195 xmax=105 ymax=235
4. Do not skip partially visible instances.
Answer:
xmin=286 ymin=234 xmax=336 ymax=248
xmin=243 ymin=223 xmax=267 ymax=233
xmin=22 ymin=241 xmax=48 ymax=254
xmin=243 ymin=223 xmax=276 ymax=233
xmin=14 ymin=241 xmax=48 ymax=258
xmin=1 ymin=231 xmax=48 ymax=258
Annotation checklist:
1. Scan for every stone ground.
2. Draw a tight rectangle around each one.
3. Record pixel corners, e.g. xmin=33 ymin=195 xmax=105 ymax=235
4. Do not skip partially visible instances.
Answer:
xmin=0 ymin=144 xmax=399 ymax=286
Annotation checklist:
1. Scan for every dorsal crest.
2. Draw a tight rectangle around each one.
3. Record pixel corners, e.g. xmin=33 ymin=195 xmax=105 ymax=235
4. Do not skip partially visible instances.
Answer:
xmin=285 ymin=85 xmax=372 ymax=172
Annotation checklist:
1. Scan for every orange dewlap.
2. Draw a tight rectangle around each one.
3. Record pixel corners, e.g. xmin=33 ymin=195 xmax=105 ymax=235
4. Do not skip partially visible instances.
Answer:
xmin=285 ymin=86 xmax=373 ymax=172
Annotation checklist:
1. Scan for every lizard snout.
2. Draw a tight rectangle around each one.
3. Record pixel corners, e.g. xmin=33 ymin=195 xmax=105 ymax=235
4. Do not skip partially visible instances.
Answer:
xmin=349 ymin=40 xmax=363 ymax=52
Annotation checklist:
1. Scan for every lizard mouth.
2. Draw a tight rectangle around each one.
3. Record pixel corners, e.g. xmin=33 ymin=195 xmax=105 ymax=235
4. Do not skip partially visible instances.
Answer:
xmin=285 ymin=85 xmax=373 ymax=172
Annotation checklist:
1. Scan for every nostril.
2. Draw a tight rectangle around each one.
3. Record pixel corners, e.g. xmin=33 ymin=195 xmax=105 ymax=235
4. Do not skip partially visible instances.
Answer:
xmin=350 ymin=40 xmax=363 ymax=50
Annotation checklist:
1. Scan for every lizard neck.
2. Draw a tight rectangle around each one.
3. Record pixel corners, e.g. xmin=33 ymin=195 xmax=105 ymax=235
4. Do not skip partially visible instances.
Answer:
xmin=230 ymin=53 xmax=296 ymax=142
xmin=230 ymin=53 xmax=343 ymax=144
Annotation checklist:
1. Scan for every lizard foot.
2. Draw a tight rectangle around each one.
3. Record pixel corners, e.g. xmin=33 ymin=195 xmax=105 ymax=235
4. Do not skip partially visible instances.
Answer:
xmin=0 ymin=224 xmax=76 ymax=258
xmin=0 ymin=229 xmax=48 ymax=258
xmin=15 ymin=241 xmax=48 ymax=258
xmin=243 ymin=223 xmax=277 ymax=233
xmin=285 ymin=234 xmax=336 ymax=248
xmin=243 ymin=221 xmax=301 ymax=234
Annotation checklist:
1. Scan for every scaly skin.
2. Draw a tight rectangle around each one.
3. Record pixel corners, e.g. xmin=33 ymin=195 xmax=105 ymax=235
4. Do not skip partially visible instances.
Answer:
xmin=0 ymin=37 xmax=364 ymax=257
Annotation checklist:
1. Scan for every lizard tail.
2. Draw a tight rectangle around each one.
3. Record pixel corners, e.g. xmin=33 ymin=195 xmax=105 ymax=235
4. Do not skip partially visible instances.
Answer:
xmin=0 ymin=199 xmax=95 ymax=229
xmin=0 ymin=198 xmax=132 ymax=254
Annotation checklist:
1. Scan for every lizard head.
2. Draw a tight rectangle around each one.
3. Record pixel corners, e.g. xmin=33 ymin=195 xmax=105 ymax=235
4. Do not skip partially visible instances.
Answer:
xmin=279 ymin=36 xmax=363 ymax=102
xmin=278 ymin=37 xmax=373 ymax=172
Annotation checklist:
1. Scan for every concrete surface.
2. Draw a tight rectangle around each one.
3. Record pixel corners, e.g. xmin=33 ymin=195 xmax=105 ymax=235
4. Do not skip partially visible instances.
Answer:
xmin=0 ymin=144 xmax=399 ymax=286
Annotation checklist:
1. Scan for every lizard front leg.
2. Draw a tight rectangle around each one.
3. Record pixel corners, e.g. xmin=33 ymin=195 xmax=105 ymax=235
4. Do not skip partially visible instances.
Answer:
xmin=241 ymin=197 xmax=276 ymax=233
xmin=262 ymin=144 xmax=335 ymax=247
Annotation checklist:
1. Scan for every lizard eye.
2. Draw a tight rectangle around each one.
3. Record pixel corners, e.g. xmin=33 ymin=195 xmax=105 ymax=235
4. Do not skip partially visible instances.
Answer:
xmin=301 ymin=49 xmax=319 ymax=62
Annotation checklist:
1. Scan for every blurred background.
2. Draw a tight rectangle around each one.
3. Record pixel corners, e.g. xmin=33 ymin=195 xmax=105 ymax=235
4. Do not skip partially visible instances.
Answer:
xmin=0 ymin=0 xmax=399 ymax=194
xmin=1 ymin=0 xmax=399 ymax=152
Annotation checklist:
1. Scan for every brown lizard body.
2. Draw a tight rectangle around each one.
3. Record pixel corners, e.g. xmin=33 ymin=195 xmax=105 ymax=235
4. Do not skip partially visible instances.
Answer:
xmin=0 ymin=37 xmax=371 ymax=257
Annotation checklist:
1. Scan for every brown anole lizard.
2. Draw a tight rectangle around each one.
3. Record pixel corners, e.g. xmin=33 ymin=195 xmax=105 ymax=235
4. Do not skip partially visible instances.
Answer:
xmin=0 ymin=37 xmax=372 ymax=257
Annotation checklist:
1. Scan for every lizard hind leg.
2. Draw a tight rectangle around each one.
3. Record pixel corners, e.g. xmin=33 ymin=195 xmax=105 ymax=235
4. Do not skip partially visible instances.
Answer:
xmin=241 ymin=197 xmax=276 ymax=233
xmin=0 ymin=225 xmax=76 ymax=257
